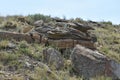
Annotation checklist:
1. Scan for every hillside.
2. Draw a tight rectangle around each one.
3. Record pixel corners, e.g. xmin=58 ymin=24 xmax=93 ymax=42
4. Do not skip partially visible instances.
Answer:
xmin=0 ymin=14 xmax=120 ymax=80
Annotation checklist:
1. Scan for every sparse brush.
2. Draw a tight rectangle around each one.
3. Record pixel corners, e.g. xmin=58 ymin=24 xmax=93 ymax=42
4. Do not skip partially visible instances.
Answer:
xmin=3 ymin=21 xmax=17 ymax=29
xmin=0 ymin=40 xmax=9 ymax=49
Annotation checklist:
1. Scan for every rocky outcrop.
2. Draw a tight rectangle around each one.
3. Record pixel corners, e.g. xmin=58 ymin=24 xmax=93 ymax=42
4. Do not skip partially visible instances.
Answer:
xmin=34 ymin=18 xmax=96 ymax=49
xmin=43 ymin=48 xmax=64 ymax=69
xmin=70 ymin=45 xmax=117 ymax=79
xmin=0 ymin=18 xmax=97 ymax=49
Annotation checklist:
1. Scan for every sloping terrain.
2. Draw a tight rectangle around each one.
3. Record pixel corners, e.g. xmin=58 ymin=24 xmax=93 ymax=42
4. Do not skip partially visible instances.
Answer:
xmin=0 ymin=14 xmax=120 ymax=80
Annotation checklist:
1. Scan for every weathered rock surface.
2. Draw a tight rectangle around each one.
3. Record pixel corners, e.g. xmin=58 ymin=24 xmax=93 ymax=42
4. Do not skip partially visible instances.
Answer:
xmin=34 ymin=20 xmax=44 ymax=27
xmin=70 ymin=45 xmax=117 ymax=79
xmin=43 ymin=48 xmax=64 ymax=69
xmin=6 ymin=42 xmax=16 ymax=49
xmin=110 ymin=60 xmax=120 ymax=79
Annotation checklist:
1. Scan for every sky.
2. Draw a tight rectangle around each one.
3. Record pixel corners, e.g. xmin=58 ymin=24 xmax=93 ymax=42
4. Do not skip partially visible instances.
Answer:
xmin=0 ymin=0 xmax=120 ymax=24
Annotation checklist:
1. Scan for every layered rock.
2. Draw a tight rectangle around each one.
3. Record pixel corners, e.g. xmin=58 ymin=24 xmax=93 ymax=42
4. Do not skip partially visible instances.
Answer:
xmin=34 ymin=18 xmax=97 ymax=49
xmin=0 ymin=18 xmax=97 ymax=49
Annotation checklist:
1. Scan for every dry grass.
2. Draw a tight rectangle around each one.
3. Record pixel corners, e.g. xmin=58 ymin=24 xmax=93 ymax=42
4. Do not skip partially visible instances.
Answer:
xmin=92 ymin=25 xmax=120 ymax=62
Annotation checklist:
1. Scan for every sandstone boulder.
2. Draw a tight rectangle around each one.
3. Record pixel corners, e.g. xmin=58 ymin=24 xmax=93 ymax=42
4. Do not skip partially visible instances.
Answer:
xmin=70 ymin=45 xmax=116 ymax=79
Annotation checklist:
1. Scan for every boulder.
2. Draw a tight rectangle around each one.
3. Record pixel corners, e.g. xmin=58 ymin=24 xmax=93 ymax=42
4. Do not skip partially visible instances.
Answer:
xmin=110 ymin=60 xmax=120 ymax=79
xmin=70 ymin=45 xmax=116 ymax=79
xmin=43 ymin=48 xmax=64 ymax=69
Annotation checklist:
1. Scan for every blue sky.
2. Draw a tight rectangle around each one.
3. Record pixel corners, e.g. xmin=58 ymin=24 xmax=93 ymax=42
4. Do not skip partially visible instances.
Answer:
xmin=0 ymin=0 xmax=120 ymax=24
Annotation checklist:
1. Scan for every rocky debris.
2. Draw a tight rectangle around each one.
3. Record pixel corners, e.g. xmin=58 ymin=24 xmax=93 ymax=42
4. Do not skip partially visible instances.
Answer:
xmin=0 ymin=61 xmax=57 ymax=80
xmin=34 ymin=20 xmax=44 ymax=27
xmin=7 ymin=42 xmax=16 ymax=49
xmin=43 ymin=48 xmax=64 ymax=69
xmin=70 ymin=45 xmax=117 ymax=79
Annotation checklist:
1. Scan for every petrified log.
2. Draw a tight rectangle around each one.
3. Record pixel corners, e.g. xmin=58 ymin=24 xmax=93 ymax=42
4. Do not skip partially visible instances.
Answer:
xmin=0 ymin=31 xmax=96 ymax=49
xmin=0 ymin=31 xmax=33 ymax=43
xmin=48 ymin=39 xmax=96 ymax=49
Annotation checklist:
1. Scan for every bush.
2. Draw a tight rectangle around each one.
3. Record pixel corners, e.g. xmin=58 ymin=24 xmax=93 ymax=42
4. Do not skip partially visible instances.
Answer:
xmin=101 ymin=21 xmax=113 ymax=25
xmin=27 ymin=14 xmax=52 ymax=23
